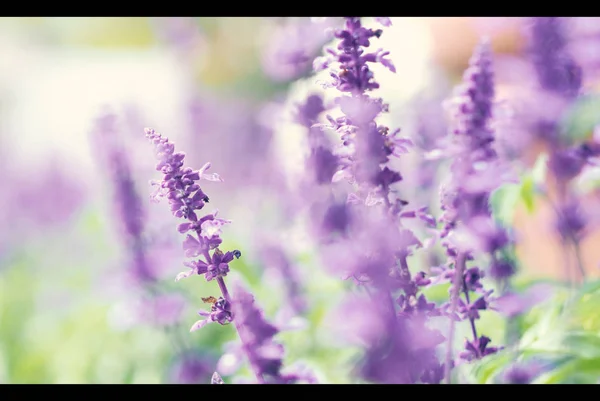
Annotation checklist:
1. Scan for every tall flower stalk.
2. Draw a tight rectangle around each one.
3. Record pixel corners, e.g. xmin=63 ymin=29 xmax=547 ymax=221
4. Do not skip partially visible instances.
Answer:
xmin=528 ymin=17 xmax=599 ymax=283
xmin=93 ymin=113 xmax=217 ymax=382
xmin=437 ymin=40 xmax=506 ymax=382
xmin=143 ymin=127 xmax=302 ymax=384
xmin=313 ymin=17 xmax=444 ymax=383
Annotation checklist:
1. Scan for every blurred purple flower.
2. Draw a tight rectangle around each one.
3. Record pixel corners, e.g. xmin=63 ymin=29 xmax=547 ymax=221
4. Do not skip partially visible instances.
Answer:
xmin=555 ymin=200 xmax=587 ymax=242
xmin=502 ymin=362 xmax=544 ymax=384
xmin=92 ymin=112 xmax=154 ymax=282
xmin=186 ymin=96 xmax=285 ymax=191
xmin=548 ymin=141 xmax=600 ymax=182
xmin=312 ymin=17 xmax=444 ymax=383
xmin=438 ymin=41 xmax=507 ymax=375
xmin=231 ymin=284 xmax=309 ymax=384
xmin=332 ymin=294 xmax=444 ymax=384
xmin=170 ymin=353 xmax=214 ymax=384
xmin=3 ymin=157 xmax=86 ymax=236
xmin=494 ymin=283 xmax=553 ymax=318
xmin=261 ymin=18 xmax=335 ymax=82
xmin=152 ymin=17 xmax=206 ymax=61
xmin=145 ymin=293 xmax=187 ymax=327
xmin=528 ymin=17 xmax=582 ymax=98
xmin=259 ymin=243 xmax=307 ymax=316
xmin=569 ymin=17 xmax=600 ymax=80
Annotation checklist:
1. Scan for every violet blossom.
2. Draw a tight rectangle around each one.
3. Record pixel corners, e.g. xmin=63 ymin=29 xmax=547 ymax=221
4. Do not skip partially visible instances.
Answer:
xmin=93 ymin=112 xmax=154 ymax=283
xmin=526 ymin=18 xmax=600 ymax=282
xmin=143 ymin=127 xmax=301 ymax=384
xmin=260 ymin=18 xmax=336 ymax=82
xmin=529 ymin=17 xmax=582 ymax=99
xmin=569 ymin=17 xmax=600 ymax=81
xmin=169 ymin=352 xmax=214 ymax=384
xmin=437 ymin=40 xmax=509 ymax=379
xmin=313 ymin=17 xmax=445 ymax=383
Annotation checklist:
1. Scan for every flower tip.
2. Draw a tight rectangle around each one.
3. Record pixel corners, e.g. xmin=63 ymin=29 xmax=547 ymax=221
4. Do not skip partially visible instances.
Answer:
xmin=175 ymin=270 xmax=193 ymax=282
xmin=375 ymin=17 xmax=392 ymax=27
xmin=211 ymin=372 xmax=225 ymax=384
xmin=190 ymin=319 xmax=209 ymax=332
xmin=144 ymin=127 xmax=154 ymax=135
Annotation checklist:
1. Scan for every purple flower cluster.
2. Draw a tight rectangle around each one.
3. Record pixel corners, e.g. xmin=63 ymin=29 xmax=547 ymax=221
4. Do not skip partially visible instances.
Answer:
xmin=144 ymin=128 xmax=240 ymax=288
xmin=314 ymin=17 xmax=396 ymax=94
xmin=526 ymin=18 xmax=600 ymax=282
xmin=143 ymin=127 xmax=303 ymax=384
xmin=569 ymin=17 xmax=600 ymax=80
xmin=311 ymin=17 xmax=446 ymax=383
xmin=92 ymin=113 xmax=155 ymax=283
xmin=230 ymin=285 xmax=304 ymax=384
xmin=529 ymin=17 xmax=582 ymax=99
xmin=261 ymin=18 xmax=335 ymax=82
xmin=434 ymin=40 xmax=510 ymax=375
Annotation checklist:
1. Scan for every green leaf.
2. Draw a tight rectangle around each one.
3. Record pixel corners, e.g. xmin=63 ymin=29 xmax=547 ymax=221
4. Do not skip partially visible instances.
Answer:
xmin=467 ymin=351 xmax=515 ymax=383
xmin=560 ymin=95 xmax=600 ymax=144
xmin=490 ymin=153 xmax=547 ymax=223
xmin=490 ymin=183 xmax=521 ymax=225
xmin=563 ymin=331 xmax=600 ymax=359
xmin=520 ymin=177 xmax=535 ymax=213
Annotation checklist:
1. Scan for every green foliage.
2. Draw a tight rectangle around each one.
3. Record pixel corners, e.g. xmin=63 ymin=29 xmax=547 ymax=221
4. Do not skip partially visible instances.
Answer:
xmin=466 ymin=279 xmax=600 ymax=384
xmin=490 ymin=153 xmax=548 ymax=225
xmin=560 ymin=95 xmax=600 ymax=144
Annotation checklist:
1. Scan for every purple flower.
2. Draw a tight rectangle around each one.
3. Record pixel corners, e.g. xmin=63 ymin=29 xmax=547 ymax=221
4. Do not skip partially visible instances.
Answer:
xmin=528 ymin=17 xmax=582 ymax=98
xmin=489 ymin=259 xmax=516 ymax=281
xmin=144 ymin=128 xmax=239 ymax=282
xmin=333 ymin=294 xmax=444 ymax=384
xmin=231 ymin=285 xmax=298 ymax=383
xmin=316 ymin=17 xmax=395 ymax=94
xmin=259 ymin=243 xmax=306 ymax=316
xmin=459 ymin=335 xmax=501 ymax=362
xmin=170 ymin=353 xmax=213 ymax=384
xmin=261 ymin=18 xmax=335 ymax=82
xmin=447 ymin=39 xmax=496 ymax=163
xmin=190 ymin=296 xmax=233 ymax=331
xmin=143 ymin=128 xmax=297 ymax=384
xmin=570 ymin=17 xmax=600 ymax=80
xmin=548 ymin=141 xmax=600 ymax=181
xmin=438 ymin=41 xmax=508 ymax=378
xmin=94 ymin=113 xmax=153 ymax=282
xmin=309 ymin=146 xmax=339 ymax=185
xmin=555 ymin=200 xmax=587 ymax=241
xmin=441 ymin=40 xmax=510 ymax=255
xmin=503 ymin=363 xmax=543 ymax=384
xmin=311 ymin=18 xmax=446 ymax=383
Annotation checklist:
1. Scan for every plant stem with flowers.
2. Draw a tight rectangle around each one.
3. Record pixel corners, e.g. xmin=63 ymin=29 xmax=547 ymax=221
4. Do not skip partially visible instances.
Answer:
xmin=436 ymin=39 xmax=508 ymax=382
xmin=313 ymin=17 xmax=445 ymax=383
xmin=143 ymin=127 xmax=309 ymax=384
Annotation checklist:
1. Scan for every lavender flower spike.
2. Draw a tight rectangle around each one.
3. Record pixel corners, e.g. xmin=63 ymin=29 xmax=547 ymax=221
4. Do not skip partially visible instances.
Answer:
xmin=529 ymin=17 xmax=582 ymax=98
xmin=143 ymin=128 xmax=299 ymax=384
xmin=440 ymin=39 xmax=506 ymax=382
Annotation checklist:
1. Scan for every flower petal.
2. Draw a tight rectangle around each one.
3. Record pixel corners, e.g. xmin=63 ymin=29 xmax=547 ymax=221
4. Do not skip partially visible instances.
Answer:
xmin=211 ymin=372 xmax=224 ymax=384
xmin=190 ymin=319 xmax=211 ymax=332
xmin=175 ymin=269 xmax=195 ymax=282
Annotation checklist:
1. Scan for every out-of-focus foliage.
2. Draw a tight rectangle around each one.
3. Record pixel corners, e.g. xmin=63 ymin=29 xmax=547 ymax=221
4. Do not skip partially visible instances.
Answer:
xmin=465 ymin=281 xmax=600 ymax=384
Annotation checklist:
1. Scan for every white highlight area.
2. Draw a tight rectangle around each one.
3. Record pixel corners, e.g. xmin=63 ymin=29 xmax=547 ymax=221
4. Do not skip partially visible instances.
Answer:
xmin=5 ymin=47 xmax=189 ymax=172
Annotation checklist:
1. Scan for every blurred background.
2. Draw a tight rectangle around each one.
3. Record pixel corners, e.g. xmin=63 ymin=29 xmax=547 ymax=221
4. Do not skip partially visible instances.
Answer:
xmin=1 ymin=17 xmax=600 ymax=384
